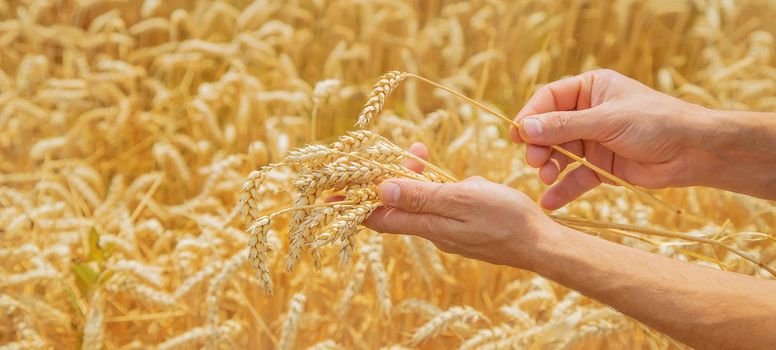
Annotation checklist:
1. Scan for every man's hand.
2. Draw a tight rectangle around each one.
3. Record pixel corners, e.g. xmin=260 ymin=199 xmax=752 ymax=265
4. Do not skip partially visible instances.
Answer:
xmin=365 ymin=144 xmax=776 ymax=350
xmin=364 ymin=143 xmax=561 ymax=269
xmin=510 ymin=69 xmax=723 ymax=209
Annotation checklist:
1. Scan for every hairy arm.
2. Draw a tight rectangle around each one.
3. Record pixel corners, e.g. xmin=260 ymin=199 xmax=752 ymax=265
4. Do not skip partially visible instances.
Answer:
xmin=367 ymin=175 xmax=776 ymax=350
xmin=694 ymin=109 xmax=776 ymax=199
xmin=534 ymin=225 xmax=776 ymax=349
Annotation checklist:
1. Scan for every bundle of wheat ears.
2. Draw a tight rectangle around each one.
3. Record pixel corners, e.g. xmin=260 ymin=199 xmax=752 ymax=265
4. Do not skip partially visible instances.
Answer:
xmin=242 ymin=71 xmax=775 ymax=295
xmin=2 ymin=0 xmax=775 ymax=349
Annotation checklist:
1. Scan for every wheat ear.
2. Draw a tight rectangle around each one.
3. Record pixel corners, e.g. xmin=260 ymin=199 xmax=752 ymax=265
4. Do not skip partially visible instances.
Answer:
xmin=356 ymin=71 xmax=681 ymax=215
xmin=355 ymin=71 xmax=406 ymax=129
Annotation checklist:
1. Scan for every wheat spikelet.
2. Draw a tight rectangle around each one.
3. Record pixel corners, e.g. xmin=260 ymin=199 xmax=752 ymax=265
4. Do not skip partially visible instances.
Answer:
xmin=111 ymin=260 xmax=165 ymax=288
xmin=400 ymin=236 xmax=432 ymax=284
xmin=331 ymin=130 xmax=379 ymax=152
xmin=355 ymin=71 xmax=406 ymax=129
xmin=419 ymin=239 xmax=448 ymax=277
xmin=247 ymin=216 xmax=273 ymax=294
xmin=409 ymin=306 xmax=488 ymax=346
xmin=173 ymin=261 xmax=222 ymax=299
xmin=337 ymin=250 xmax=368 ymax=317
xmin=396 ymin=298 xmax=442 ymax=318
xmin=153 ymin=142 xmax=192 ymax=185
xmin=366 ymin=234 xmax=392 ymax=317
xmin=458 ymin=324 xmax=511 ymax=350
xmin=286 ymin=205 xmax=342 ymax=272
xmin=156 ymin=326 xmax=213 ymax=350
xmin=285 ymin=144 xmax=339 ymax=168
xmin=313 ymin=79 xmax=341 ymax=105
xmin=311 ymin=202 xmax=377 ymax=253
xmin=551 ymin=291 xmax=581 ymax=320
xmin=0 ymin=295 xmax=45 ymax=350
xmin=16 ymin=297 xmax=70 ymax=330
xmin=278 ymin=293 xmax=306 ymax=350
xmin=156 ymin=320 xmax=242 ymax=350
xmin=3 ymin=2 xmax=772 ymax=348
xmin=1 ymin=267 xmax=60 ymax=288
xmin=305 ymin=339 xmax=343 ymax=350
xmin=499 ymin=305 xmax=535 ymax=328
xmin=106 ymin=274 xmax=177 ymax=307
xmin=206 ymin=249 xmax=248 ymax=333
xmin=556 ymin=312 xmax=628 ymax=349
xmin=67 ymin=174 xmax=102 ymax=209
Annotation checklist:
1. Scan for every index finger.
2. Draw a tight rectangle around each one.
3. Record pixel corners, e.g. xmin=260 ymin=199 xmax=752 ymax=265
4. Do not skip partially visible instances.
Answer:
xmin=400 ymin=142 xmax=428 ymax=174
xmin=509 ymin=72 xmax=595 ymax=143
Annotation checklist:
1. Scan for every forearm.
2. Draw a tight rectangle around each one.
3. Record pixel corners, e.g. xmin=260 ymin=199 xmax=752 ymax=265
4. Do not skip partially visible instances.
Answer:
xmin=694 ymin=108 xmax=776 ymax=199
xmin=530 ymin=225 xmax=776 ymax=349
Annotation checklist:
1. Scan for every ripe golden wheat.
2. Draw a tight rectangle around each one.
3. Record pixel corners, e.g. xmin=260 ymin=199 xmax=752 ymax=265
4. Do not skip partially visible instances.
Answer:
xmin=1 ymin=0 xmax=775 ymax=349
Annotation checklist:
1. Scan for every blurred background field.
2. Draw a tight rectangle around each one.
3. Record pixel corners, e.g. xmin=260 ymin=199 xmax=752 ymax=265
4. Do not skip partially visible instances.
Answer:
xmin=1 ymin=0 xmax=775 ymax=349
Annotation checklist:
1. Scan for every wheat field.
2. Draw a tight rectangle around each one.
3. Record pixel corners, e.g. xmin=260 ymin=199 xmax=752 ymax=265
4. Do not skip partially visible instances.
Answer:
xmin=1 ymin=0 xmax=775 ymax=349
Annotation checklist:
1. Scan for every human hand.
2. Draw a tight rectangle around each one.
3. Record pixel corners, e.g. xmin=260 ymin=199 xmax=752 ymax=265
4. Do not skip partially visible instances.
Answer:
xmin=510 ymin=69 xmax=715 ymax=210
xmin=364 ymin=143 xmax=561 ymax=269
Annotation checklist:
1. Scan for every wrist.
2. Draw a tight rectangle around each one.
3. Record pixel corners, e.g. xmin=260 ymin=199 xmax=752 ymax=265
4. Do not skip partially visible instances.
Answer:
xmin=523 ymin=222 xmax=582 ymax=276
xmin=692 ymin=108 xmax=776 ymax=199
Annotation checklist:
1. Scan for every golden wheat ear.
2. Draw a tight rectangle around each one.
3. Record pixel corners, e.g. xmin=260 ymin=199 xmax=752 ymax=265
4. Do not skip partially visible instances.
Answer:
xmin=356 ymin=71 xmax=682 ymax=215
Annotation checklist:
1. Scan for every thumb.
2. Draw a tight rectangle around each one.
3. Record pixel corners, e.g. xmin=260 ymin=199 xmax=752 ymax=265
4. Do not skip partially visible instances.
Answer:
xmin=519 ymin=107 xmax=611 ymax=146
xmin=378 ymin=179 xmax=445 ymax=214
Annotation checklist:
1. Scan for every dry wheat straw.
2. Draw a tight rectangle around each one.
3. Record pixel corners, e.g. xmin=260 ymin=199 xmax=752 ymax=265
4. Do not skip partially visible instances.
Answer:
xmin=82 ymin=291 xmax=106 ymax=350
xmin=3 ymin=2 xmax=775 ymax=349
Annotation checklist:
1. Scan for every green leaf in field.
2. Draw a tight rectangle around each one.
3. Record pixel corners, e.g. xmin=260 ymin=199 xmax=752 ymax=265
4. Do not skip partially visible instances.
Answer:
xmin=87 ymin=227 xmax=106 ymax=263
xmin=72 ymin=263 xmax=99 ymax=294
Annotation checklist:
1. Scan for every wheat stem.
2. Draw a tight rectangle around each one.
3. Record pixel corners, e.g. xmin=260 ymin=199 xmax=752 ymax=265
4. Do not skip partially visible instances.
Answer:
xmin=374 ymin=134 xmax=458 ymax=182
xmin=404 ymin=72 xmax=682 ymax=215
xmin=270 ymin=201 xmax=356 ymax=219
xmin=552 ymin=214 xmax=776 ymax=277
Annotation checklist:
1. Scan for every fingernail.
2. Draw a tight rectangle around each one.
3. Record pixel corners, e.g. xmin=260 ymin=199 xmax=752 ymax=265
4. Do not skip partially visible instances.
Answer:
xmin=380 ymin=182 xmax=400 ymax=205
xmin=522 ymin=118 xmax=543 ymax=138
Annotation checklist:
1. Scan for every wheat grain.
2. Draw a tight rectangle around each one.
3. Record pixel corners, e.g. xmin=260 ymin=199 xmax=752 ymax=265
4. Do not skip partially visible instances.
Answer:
xmin=2 ymin=2 xmax=775 ymax=349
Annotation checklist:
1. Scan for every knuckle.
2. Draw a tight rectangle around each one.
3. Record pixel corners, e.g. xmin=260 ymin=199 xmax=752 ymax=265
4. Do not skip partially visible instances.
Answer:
xmin=446 ymin=187 xmax=473 ymax=205
xmin=465 ymin=175 xmax=486 ymax=182
xmin=422 ymin=217 xmax=440 ymax=236
xmin=548 ymin=112 xmax=571 ymax=132
xmin=593 ymin=68 xmax=618 ymax=79
xmin=407 ymin=186 xmax=429 ymax=212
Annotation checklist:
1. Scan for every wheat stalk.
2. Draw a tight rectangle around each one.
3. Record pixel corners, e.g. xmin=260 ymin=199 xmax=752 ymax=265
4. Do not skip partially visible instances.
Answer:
xmin=355 ymin=71 xmax=682 ymax=215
